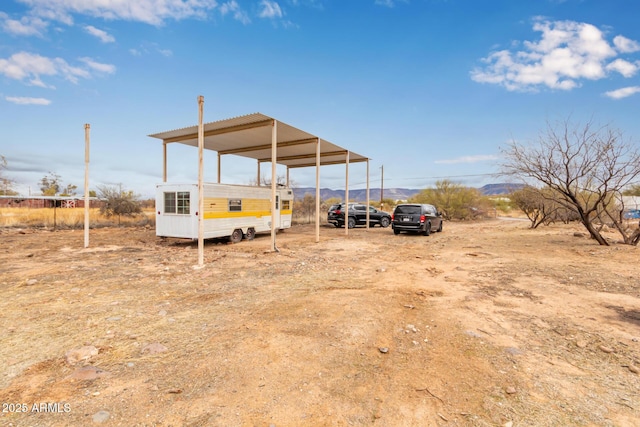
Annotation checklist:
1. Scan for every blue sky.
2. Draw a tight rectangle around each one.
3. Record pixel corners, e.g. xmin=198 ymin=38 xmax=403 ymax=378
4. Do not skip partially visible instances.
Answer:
xmin=1 ymin=0 xmax=639 ymax=198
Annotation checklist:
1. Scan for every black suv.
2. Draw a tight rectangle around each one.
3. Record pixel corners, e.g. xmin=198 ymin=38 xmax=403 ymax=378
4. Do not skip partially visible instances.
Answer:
xmin=391 ymin=203 xmax=443 ymax=236
xmin=327 ymin=203 xmax=392 ymax=229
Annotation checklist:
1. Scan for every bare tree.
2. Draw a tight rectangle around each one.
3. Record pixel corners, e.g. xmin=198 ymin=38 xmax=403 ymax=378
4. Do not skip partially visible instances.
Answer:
xmin=97 ymin=185 xmax=142 ymax=225
xmin=501 ymin=118 xmax=640 ymax=245
xmin=249 ymin=174 xmax=292 ymax=187
xmin=510 ymin=186 xmax=580 ymax=228
xmin=294 ymin=193 xmax=316 ymax=224
xmin=0 ymin=155 xmax=16 ymax=195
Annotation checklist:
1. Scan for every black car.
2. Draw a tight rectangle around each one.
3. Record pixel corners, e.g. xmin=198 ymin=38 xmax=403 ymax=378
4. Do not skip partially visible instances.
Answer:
xmin=391 ymin=203 xmax=443 ymax=236
xmin=327 ymin=203 xmax=392 ymax=229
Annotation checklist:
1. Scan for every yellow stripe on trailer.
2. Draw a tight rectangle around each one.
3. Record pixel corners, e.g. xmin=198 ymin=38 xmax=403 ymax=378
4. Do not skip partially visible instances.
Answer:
xmin=203 ymin=210 xmax=271 ymax=220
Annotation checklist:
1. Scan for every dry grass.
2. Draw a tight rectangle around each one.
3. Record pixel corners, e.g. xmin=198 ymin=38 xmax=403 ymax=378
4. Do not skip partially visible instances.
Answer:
xmin=0 ymin=221 xmax=639 ymax=426
xmin=0 ymin=207 xmax=155 ymax=229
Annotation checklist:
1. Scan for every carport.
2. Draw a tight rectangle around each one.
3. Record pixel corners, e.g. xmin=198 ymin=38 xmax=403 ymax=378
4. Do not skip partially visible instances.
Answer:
xmin=149 ymin=100 xmax=370 ymax=264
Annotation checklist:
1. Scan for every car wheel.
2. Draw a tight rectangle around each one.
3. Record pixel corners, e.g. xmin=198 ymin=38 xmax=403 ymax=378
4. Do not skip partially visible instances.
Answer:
xmin=393 ymin=228 xmax=400 ymax=235
xmin=436 ymin=221 xmax=443 ymax=232
xmin=380 ymin=217 xmax=390 ymax=228
xmin=333 ymin=222 xmax=341 ymax=228
xmin=422 ymin=222 xmax=431 ymax=236
xmin=347 ymin=217 xmax=356 ymax=229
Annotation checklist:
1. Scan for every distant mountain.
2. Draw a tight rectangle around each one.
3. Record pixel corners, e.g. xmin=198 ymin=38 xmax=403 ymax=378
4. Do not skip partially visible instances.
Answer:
xmin=292 ymin=188 xmax=421 ymax=202
xmin=292 ymin=183 xmax=522 ymax=201
xmin=479 ymin=183 xmax=525 ymax=195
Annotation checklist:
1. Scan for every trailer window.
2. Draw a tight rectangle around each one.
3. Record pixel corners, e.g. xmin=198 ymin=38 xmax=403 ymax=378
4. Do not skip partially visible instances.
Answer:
xmin=177 ymin=192 xmax=190 ymax=214
xmin=164 ymin=191 xmax=190 ymax=215
xmin=164 ymin=192 xmax=176 ymax=214
xmin=282 ymin=200 xmax=291 ymax=210
xmin=228 ymin=199 xmax=242 ymax=212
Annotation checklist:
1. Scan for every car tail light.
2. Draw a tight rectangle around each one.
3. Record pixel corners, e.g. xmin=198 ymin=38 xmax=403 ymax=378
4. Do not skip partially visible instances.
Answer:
xmin=420 ymin=214 xmax=425 ymax=222
xmin=335 ymin=209 xmax=341 ymax=214
xmin=391 ymin=214 xmax=395 ymax=221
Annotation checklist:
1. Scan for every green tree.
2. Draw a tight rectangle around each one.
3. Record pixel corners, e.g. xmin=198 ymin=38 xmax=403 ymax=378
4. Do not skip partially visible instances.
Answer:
xmin=410 ymin=180 xmax=484 ymax=220
xmin=323 ymin=197 xmax=342 ymax=207
xmin=371 ymin=198 xmax=396 ymax=212
xmin=97 ymin=185 xmax=143 ymax=224
xmin=60 ymin=184 xmax=78 ymax=197
xmin=623 ymin=184 xmax=640 ymax=196
xmin=39 ymin=172 xmax=62 ymax=196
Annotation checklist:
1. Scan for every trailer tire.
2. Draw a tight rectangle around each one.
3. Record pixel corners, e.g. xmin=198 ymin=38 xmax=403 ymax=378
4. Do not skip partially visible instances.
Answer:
xmin=230 ymin=229 xmax=243 ymax=244
xmin=245 ymin=227 xmax=256 ymax=241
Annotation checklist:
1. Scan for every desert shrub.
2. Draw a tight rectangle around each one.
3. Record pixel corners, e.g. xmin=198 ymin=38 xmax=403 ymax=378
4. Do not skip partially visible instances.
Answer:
xmin=409 ymin=180 xmax=486 ymax=220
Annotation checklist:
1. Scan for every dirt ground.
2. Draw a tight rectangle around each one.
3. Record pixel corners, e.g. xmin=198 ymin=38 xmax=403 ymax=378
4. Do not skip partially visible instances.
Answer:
xmin=0 ymin=218 xmax=639 ymax=427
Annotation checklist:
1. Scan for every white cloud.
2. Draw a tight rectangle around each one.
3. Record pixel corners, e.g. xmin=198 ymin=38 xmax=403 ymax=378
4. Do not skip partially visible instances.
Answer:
xmin=220 ymin=1 xmax=251 ymax=24
xmin=605 ymin=58 xmax=638 ymax=78
xmin=54 ymin=58 xmax=90 ymax=83
xmin=0 ymin=11 xmax=48 ymax=36
xmin=5 ymin=96 xmax=52 ymax=105
xmin=127 ymin=43 xmax=173 ymax=58
xmin=0 ymin=51 xmax=57 ymax=80
xmin=613 ymin=35 xmax=640 ymax=53
xmin=84 ymin=25 xmax=115 ymax=43
xmin=471 ymin=19 xmax=640 ymax=92
xmin=17 ymin=0 xmax=218 ymax=26
xmin=0 ymin=51 xmax=115 ymax=86
xmin=604 ymin=86 xmax=640 ymax=99
xmin=79 ymin=57 xmax=116 ymax=74
xmin=259 ymin=0 xmax=283 ymax=19
xmin=374 ymin=0 xmax=408 ymax=7
xmin=435 ymin=155 xmax=499 ymax=165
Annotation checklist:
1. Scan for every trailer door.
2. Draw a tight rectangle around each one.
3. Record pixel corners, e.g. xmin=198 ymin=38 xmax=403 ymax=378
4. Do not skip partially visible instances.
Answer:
xmin=156 ymin=188 xmax=197 ymax=238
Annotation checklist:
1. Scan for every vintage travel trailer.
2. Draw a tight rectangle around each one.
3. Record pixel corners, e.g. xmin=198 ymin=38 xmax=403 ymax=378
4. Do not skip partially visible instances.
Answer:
xmin=155 ymin=183 xmax=293 ymax=242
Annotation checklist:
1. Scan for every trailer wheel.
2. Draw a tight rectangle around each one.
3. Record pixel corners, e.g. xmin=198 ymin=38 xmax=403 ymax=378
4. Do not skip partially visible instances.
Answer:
xmin=245 ymin=227 xmax=256 ymax=241
xmin=230 ymin=229 xmax=243 ymax=244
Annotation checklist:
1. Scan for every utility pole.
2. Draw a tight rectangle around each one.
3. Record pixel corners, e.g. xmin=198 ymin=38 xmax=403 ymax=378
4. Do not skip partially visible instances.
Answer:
xmin=380 ymin=165 xmax=384 ymax=209
xmin=84 ymin=123 xmax=90 ymax=248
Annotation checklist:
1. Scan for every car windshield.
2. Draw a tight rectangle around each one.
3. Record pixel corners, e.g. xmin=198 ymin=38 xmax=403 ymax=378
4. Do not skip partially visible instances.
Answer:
xmin=394 ymin=205 xmax=421 ymax=215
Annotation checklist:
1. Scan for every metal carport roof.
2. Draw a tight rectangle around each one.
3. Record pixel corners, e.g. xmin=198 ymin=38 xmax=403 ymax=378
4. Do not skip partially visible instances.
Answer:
xmin=149 ymin=112 xmax=368 ymax=169
xmin=149 ymin=109 xmax=371 ymax=262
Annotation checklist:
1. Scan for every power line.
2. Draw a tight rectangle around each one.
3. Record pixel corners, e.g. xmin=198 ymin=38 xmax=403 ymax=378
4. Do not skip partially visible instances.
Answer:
xmin=346 ymin=173 xmax=499 ymax=187
xmin=390 ymin=173 xmax=499 ymax=181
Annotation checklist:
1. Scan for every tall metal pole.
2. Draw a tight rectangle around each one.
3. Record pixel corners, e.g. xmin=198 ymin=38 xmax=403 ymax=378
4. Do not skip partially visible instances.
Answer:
xmin=197 ymin=96 xmax=204 ymax=267
xmin=345 ymin=151 xmax=349 ymax=236
xmin=380 ymin=165 xmax=384 ymax=209
xmin=366 ymin=159 xmax=370 ymax=230
xmin=217 ymin=153 xmax=221 ymax=184
xmin=315 ymin=138 xmax=320 ymax=243
xmin=270 ymin=120 xmax=278 ymax=252
xmin=83 ymin=124 xmax=90 ymax=248
xmin=162 ymin=142 xmax=167 ymax=182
